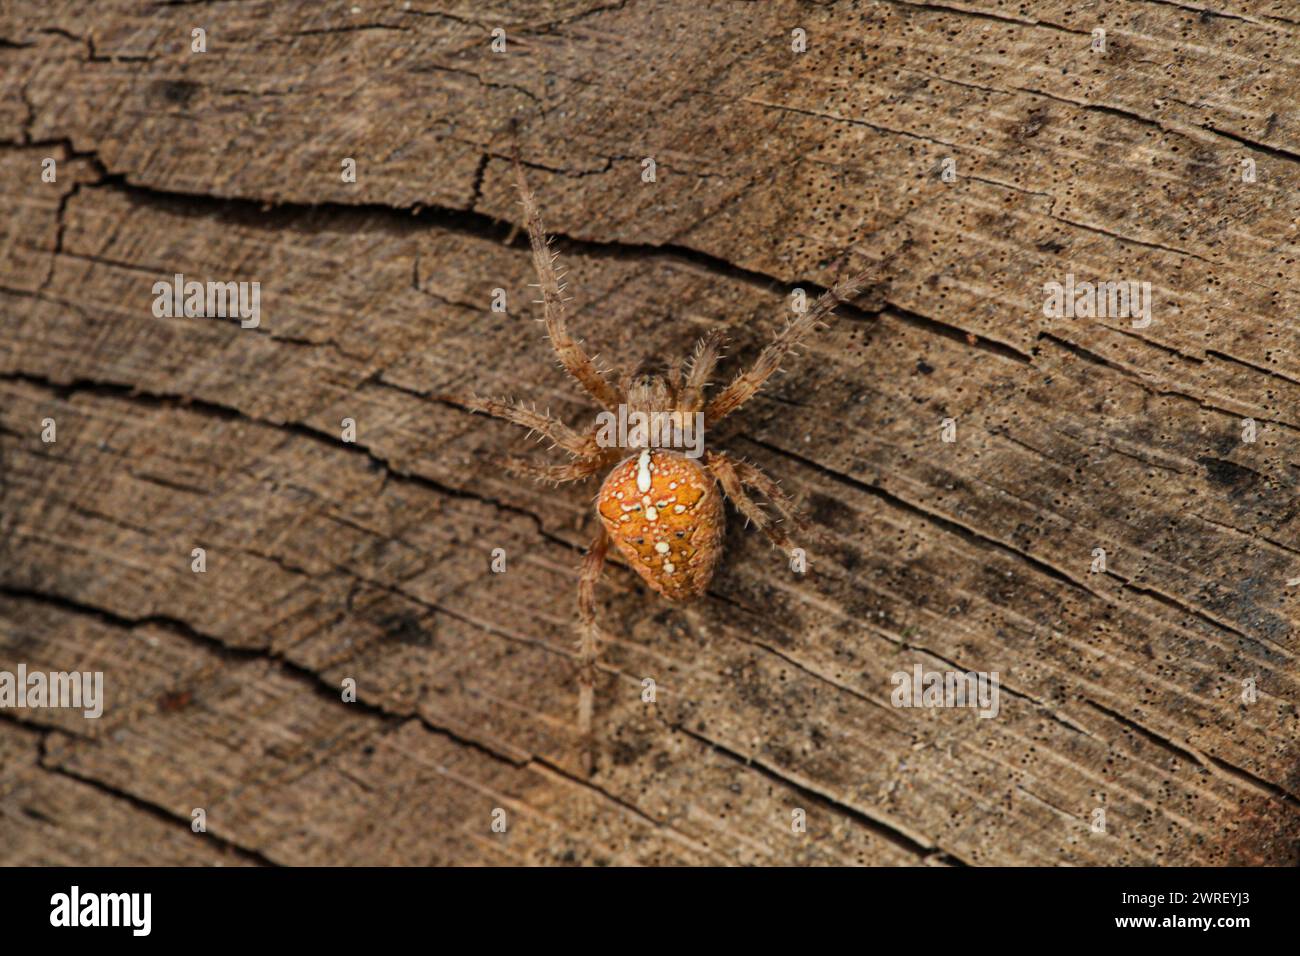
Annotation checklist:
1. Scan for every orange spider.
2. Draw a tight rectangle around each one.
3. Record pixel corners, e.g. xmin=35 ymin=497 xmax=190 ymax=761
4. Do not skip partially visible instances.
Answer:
xmin=464 ymin=163 xmax=871 ymax=771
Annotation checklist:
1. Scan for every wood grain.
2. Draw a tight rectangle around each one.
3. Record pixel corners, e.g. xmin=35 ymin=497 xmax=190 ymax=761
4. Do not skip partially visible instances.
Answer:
xmin=1 ymin=0 xmax=1298 ymax=865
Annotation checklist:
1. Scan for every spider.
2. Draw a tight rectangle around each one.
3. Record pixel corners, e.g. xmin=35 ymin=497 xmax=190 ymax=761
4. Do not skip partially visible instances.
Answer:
xmin=464 ymin=162 xmax=872 ymax=771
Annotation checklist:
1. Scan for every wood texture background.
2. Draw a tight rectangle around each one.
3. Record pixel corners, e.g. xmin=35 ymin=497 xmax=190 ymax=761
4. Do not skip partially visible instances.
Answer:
xmin=2 ymin=0 xmax=1299 ymax=866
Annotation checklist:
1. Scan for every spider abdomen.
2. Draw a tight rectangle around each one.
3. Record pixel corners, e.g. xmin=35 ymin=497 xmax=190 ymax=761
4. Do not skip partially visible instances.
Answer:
xmin=596 ymin=449 xmax=724 ymax=601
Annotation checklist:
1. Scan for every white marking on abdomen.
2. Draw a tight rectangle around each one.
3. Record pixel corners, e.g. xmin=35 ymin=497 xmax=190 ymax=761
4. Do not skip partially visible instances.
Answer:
xmin=636 ymin=449 xmax=652 ymax=493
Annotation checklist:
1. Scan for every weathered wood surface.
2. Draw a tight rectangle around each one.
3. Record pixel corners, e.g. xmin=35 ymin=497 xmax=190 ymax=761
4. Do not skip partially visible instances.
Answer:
xmin=2 ymin=0 xmax=1299 ymax=865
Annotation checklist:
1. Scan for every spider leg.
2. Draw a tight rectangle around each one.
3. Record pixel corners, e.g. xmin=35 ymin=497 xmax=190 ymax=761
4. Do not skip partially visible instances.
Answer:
xmin=496 ymin=454 xmax=610 ymax=485
xmin=576 ymin=523 xmax=611 ymax=774
xmin=703 ymin=268 xmax=873 ymax=425
xmin=706 ymin=451 xmax=799 ymax=557
xmin=727 ymin=456 xmax=803 ymax=530
xmin=678 ymin=328 xmax=726 ymax=413
xmin=461 ymin=394 xmax=599 ymax=458
xmin=514 ymin=161 xmax=623 ymax=411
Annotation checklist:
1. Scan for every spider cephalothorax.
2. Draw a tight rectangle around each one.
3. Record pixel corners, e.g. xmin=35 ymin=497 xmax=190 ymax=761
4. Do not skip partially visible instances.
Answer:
xmin=462 ymin=162 xmax=870 ymax=770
